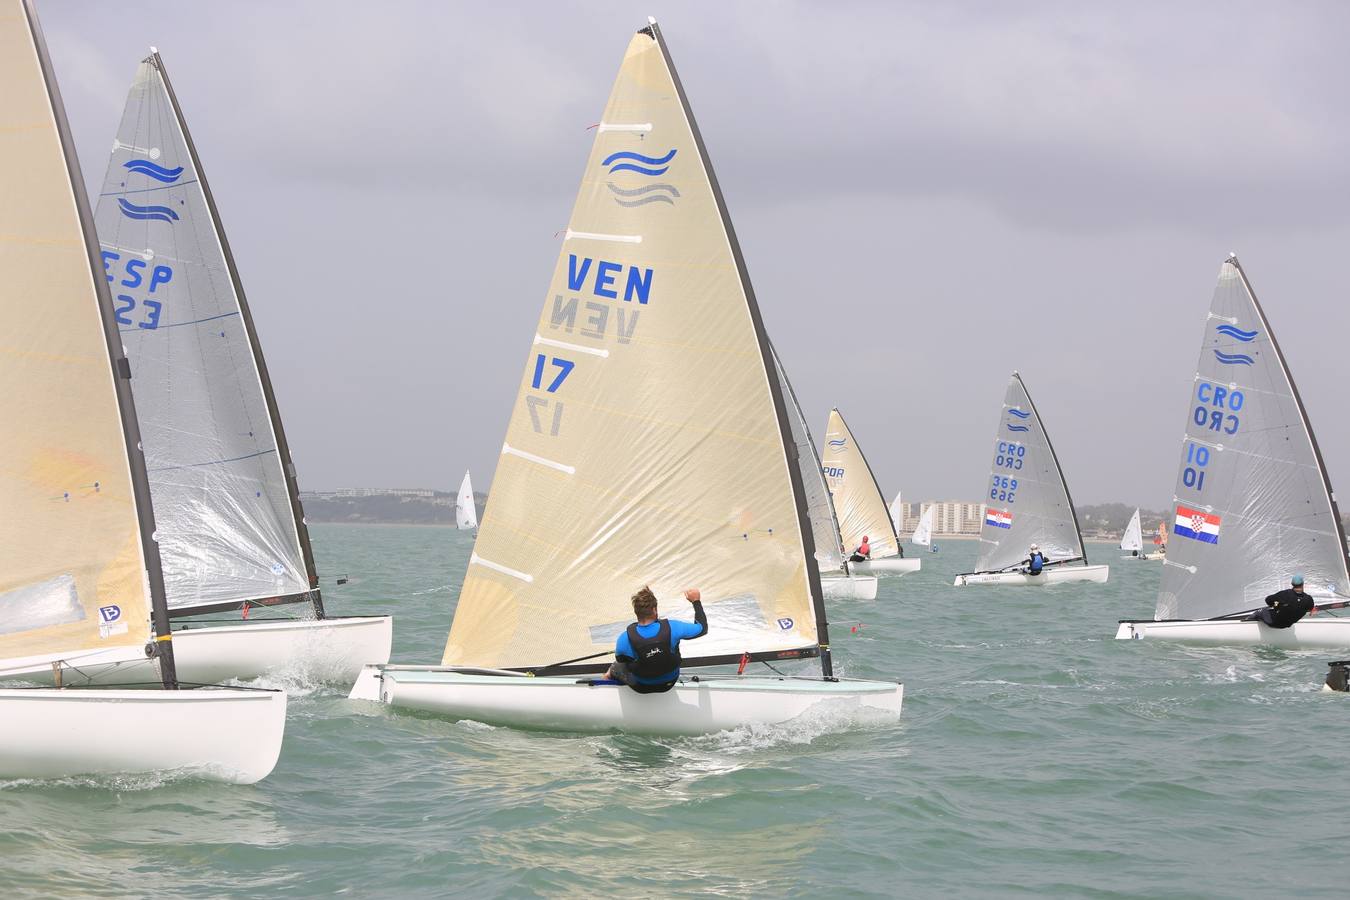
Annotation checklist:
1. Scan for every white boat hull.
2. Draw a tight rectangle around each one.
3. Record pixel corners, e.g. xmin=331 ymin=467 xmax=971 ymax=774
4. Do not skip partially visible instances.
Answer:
xmin=2 ymin=616 xmax=392 ymax=687
xmin=953 ymin=564 xmax=1110 ymax=587
xmin=821 ymin=575 xmax=879 ymax=600
xmin=0 ymin=687 xmax=286 ymax=784
xmin=1119 ymin=553 xmax=1165 ymax=561
xmin=349 ymin=667 xmax=902 ymax=736
xmin=1115 ymin=617 xmax=1350 ymax=649
xmin=848 ymin=556 xmax=920 ymax=577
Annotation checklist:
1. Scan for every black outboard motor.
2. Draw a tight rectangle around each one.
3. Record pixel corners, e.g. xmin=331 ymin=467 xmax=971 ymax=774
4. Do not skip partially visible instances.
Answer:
xmin=1324 ymin=660 xmax=1350 ymax=693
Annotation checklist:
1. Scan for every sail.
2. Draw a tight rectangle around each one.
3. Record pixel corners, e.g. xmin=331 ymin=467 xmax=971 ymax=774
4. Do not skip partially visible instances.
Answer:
xmin=975 ymin=373 xmax=1085 ymax=572
xmin=0 ymin=0 xmax=162 ymax=672
xmin=911 ymin=506 xmax=934 ymax=546
xmin=770 ymin=345 xmax=846 ymax=575
xmin=889 ymin=491 xmax=904 ymax=535
xmin=1156 ymin=523 xmax=1167 ymax=546
xmin=820 ymin=409 xmax=900 ymax=559
xmin=1156 ymin=257 xmax=1350 ymax=620
xmin=442 ymin=23 xmax=824 ymax=671
xmin=1120 ymin=509 xmax=1143 ymax=552
xmin=91 ymin=53 xmax=313 ymax=615
xmin=456 ymin=471 xmax=477 ymax=531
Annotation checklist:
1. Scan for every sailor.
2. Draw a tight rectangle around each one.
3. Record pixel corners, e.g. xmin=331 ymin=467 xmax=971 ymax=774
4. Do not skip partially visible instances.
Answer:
xmin=1249 ymin=574 xmax=1317 ymax=628
xmin=849 ymin=535 xmax=872 ymax=563
xmin=1025 ymin=544 xmax=1048 ymax=576
xmin=606 ymin=586 xmax=708 ymax=694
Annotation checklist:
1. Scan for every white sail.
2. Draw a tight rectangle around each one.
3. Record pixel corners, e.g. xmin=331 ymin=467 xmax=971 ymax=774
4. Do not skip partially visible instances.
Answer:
xmin=820 ymin=409 xmax=901 ymax=559
xmin=974 ymin=374 xmax=1086 ymax=572
xmin=1120 ymin=508 xmax=1143 ymax=553
xmin=911 ymin=506 xmax=934 ymax=547
xmin=1156 ymin=257 xmax=1350 ymax=620
xmin=456 ymin=470 xmax=478 ymax=531
xmin=889 ymin=491 xmax=904 ymax=535
xmin=0 ymin=3 xmax=163 ymax=674
xmin=91 ymin=53 xmax=313 ymax=615
xmin=441 ymin=25 xmax=825 ymax=671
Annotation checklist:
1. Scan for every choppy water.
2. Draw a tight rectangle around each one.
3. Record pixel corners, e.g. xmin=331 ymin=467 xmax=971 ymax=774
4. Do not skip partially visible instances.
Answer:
xmin=3 ymin=527 xmax=1347 ymax=898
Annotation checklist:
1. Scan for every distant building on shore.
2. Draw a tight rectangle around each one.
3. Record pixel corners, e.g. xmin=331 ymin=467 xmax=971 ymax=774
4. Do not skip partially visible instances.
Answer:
xmin=894 ymin=501 xmax=985 ymax=537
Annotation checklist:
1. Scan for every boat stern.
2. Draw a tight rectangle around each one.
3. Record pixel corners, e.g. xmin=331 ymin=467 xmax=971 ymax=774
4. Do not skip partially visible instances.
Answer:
xmin=348 ymin=665 xmax=385 ymax=702
xmin=1115 ymin=621 xmax=1140 ymax=640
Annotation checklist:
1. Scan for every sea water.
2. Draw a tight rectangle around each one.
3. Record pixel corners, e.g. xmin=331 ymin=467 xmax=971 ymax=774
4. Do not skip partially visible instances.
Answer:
xmin=2 ymin=526 xmax=1346 ymax=898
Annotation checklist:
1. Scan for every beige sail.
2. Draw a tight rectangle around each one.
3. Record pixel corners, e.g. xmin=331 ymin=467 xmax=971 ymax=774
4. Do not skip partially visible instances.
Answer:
xmin=443 ymin=26 xmax=822 ymax=670
xmin=0 ymin=0 xmax=155 ymax=667
xmin=820 ymin=408 xmax=900 ymax=559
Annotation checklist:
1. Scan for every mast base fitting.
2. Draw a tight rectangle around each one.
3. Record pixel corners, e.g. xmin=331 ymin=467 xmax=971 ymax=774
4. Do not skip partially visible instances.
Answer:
xmin=1325 ymin=661 xmax=1350 ymax=693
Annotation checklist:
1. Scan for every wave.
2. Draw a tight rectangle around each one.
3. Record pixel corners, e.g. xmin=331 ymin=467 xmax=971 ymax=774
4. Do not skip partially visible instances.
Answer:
xmin=1213 ymin=349 xmax=1254 ymax=366
xmin=1215 ymin=324 xmax=1258 ymax=342
xmin=123 ymin=158 xmax=183 ymax=183
xmin=117 ymin=198 xmax=179 ymax=223
xmin=602 ymin=148 xmax=677 ymax=167
xmin=827 ymin=439 xmax=847 ymax=448
xmin=607 ymin=182 xmax=679 ymax=207
xmin=1007 ymin=408 xmax=1031 ymax=419
xmin=1006 ymin=424 xmax=1030 ymax=432
xmin=607 ymin=162 xmax=671 ymax=177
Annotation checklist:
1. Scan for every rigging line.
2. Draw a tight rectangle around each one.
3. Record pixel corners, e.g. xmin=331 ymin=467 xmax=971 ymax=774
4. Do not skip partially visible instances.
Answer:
xmin=98 ymin=178 xmax=200 ymax=198
xmin=146 ymin=447 xmax=277 ymax=473
xmin=118 ymin=310 xmax=240 ymax=333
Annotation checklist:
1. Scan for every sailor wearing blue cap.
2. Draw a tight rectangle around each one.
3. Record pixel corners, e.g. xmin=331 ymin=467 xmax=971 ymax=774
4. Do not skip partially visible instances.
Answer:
xmin=1249 ymin=574 xmax=1318 ymax=628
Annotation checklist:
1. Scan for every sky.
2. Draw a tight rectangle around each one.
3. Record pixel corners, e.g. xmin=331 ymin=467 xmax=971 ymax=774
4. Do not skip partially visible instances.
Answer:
xmin=38 ymin=0 xmax=1350 ymax=507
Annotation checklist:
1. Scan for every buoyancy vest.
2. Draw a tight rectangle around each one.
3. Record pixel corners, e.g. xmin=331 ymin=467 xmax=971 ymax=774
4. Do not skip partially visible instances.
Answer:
xmin=626 ymin=619 xmax=679 ymax=682
xmin=1029 ymin=552 xmax=1045 ymax=575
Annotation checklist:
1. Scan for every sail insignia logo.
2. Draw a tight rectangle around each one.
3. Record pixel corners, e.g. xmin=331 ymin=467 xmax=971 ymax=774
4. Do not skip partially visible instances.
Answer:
xmin=98 ymin=604 xmax=128 ymax=638
xmin=98 ymin=605 xmax=121 ymax=623
xmin=123 ymin=158 xmax=184 ymax=183
xmin=1174 ymin=505 xmax=1220 ymax=544
xmin=776 ymin=617 xmax=794 ymax=631
xmin=1006 ymin=407 xmax=1031 ymax=432
xmin=1212 ymin=323 xmax=1258 ymax=366
xmin=827 ymin=438 xmax=848 ymax=453
xmin=117 ymin=198 xmax=180 ymax=223
xmin=603 ymin=148 xmax=679 ymax=207
xmin=985 ymin=509 xmax=1013 ymax=529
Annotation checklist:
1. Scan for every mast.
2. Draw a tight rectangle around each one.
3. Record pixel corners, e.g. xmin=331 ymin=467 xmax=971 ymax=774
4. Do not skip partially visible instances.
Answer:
xmin=831 ymin=407 xmax=902 ymax=548
xmin=1013 ymin=372 xmax=1087 ymax=563
xmin=1228 ymin=256 xmax=1350 ymax=579
xmin=648 ymin=20 xmax=831 ymax=676
xmin=23 ymin=0 xmax=177 ymax=686
xmin=150 ymin=50 xmax=324 ymax=618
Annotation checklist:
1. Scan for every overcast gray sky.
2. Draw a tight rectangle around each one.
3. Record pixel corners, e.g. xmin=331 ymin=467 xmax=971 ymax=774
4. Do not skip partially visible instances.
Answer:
xmin=40 ymin=1 xmax=1350 ymax=507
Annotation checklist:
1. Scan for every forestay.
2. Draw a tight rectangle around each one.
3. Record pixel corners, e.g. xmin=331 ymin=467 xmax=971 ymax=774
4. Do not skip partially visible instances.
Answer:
xmin=0 ymin=4 xmax=161 ymax=672
xmin=1120 ymin=509 xmax=1143 ymax=553
xmin=975 ymin=373 xmax=1085 ymax=572
xmin=456 ymin=470 xmax=477 ymax=531
xmin=771 ymin=345 xmax=846 ymax=575
xmin=820 ymin=409 xmax=900 ymax=559
xmin=92 ymin=53 xmax=313 ymax=615
xmin=442 ymin=26 xmax=825 ymax=671
xmin=1156 ymin=257 xmax=1350 ymax=620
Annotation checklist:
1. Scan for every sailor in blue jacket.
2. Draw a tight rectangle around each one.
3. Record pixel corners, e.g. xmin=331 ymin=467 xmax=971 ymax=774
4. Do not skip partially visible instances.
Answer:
xmin=606 ymin=586 xmax=708 ymax=693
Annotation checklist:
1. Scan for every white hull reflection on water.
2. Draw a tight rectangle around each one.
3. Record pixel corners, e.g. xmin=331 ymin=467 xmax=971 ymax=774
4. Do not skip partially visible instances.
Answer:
xmin=4 ymin=528 xmax=1350 ymax=898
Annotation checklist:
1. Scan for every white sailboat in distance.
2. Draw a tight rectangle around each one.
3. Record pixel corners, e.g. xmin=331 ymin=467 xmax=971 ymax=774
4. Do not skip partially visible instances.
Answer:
xmin=350 ymin=20 xmax=902 ymax=732
xmin=954 ymin=373 xmax=1109 ymax=586
xmin=73 ymin=49 xmax=392 ymax=687
xmin=0 ymin=0 xmax=284 ymax=783
xmin=820 ymin=409 xmax=920 ymax=577
xmin=456 ymin=470 xmax=478 ymax=531
xmin=1120 ymin=508 xmax=1145 ymax=558
xmin=1117 ymin=256 xmax=1350 ymax=648
xmin=911 ymin=505 xmax=934 ymax=549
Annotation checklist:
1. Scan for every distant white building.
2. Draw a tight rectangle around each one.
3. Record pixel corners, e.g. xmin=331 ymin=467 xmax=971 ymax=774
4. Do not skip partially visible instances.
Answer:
xmin=897 ymin=500 xmax=985 ymax=536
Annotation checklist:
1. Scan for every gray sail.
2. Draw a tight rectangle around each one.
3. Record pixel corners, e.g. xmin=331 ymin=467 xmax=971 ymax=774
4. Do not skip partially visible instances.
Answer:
xmin=770 ymin=345 xmax=846 ymax=574
xmin=92 ymin=54 xmax=311 ymax=614
xmin=975 ymin=373 xmax=1085 ymax=572
xmin=1156 ymin=257 xmax=1350 ymax=620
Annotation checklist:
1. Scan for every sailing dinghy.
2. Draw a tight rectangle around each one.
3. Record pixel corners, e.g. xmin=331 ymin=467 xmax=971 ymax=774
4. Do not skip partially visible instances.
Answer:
xmin=1116 ymin=256 xmax=1350 ymax=648
xmin=954 ymin=373 xmax=1108 ymax=586
xmin=66 ymin=50 xmax=392 ymax=687
xmin=0 ymin=0 xmax=285 ymax=783
xmin=1119 ymin=508 xmax=1146 ymax=559
xmin=911 ymin=505 xmax=935 ymax=551
xmin=820 ymin=409 xmax=920 ymax=577
xmin=772 ymin=347 xmax=877 ymax=601
xmin=349 ymin=20 xmax=902 ymax=733
xmin=456 ymin=470 xmax=478 ymax=531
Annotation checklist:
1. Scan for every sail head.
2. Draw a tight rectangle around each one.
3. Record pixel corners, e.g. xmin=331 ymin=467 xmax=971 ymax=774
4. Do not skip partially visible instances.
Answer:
xmin=1156 ymin=257 xmax=1350 ymax=619
xmin=442 ymin=25 xmax=823 ymax=671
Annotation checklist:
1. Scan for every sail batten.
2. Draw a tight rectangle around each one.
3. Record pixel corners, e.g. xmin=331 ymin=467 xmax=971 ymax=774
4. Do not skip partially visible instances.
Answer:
xmin=442 ymin=23 xmax=824 ymax=673
xmin=92 ymin=52 xmax=314 ymax=616
xmin=820 ymin=409 xmax=901 ymax=559
xmin=1156 ymin=257 xmax=1350 ymax=620
xmin=974 ymin=374 xmax=1085 ymax=572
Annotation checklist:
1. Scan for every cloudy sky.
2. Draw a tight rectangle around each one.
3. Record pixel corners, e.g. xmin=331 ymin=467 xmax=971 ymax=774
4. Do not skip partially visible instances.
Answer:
xmin=40 ymin=1 xmax=1350 ymax=507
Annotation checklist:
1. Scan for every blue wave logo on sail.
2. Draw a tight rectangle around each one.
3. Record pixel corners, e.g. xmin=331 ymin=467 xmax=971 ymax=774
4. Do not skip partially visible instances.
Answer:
xmin=123 ymin=158 xmax=183 ymax=183
xmin=1006 ymin=424 xmax=1030 ymax=432
xmin=607 ymin=182 xmax=680 ymax=207
xmin=117 ymin=198 xmax=179 ymax=223
xmin=1007 ymin=408 xmax=1031 ymax=419
xmin=1213 ymin=349 xmax=1254 ymax=366
xmin=602 ymin=148 xmax=676 ymax=177
xmin=827 ymin=439 xmax=848 ymax=452
xmin=1214 ymin=324 xmax=1258 ymax=342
